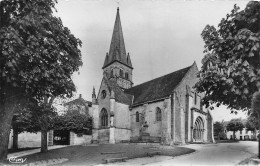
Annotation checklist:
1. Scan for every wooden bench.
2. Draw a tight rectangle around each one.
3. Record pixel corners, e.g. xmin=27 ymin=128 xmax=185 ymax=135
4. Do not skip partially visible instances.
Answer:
xmin=146 ymin=151 xmax=161 ymax=157
xmin=103 ymin=157 xmax=128 ymax=163
xmin=101 ymin=151 xmax=127 ymax=163
xmin=143 ymin=146 xmax=158 ymax=149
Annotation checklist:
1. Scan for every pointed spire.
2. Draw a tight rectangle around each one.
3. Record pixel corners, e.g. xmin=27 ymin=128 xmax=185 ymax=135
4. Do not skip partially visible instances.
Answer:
xmin=92 ymin=87 xmax=96 ymax=99
xmin=103 ymin=8 xmax=133 ymax=69
xmin=127 ymin=52 xmax=132 ymax=67
xmin=92 ymin=87 xmax=97 ymax=104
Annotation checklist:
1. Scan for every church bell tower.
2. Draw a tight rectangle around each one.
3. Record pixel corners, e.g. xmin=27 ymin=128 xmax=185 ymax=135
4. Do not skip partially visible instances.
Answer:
xmin=102 ymin=8 xmax=133 ymax=90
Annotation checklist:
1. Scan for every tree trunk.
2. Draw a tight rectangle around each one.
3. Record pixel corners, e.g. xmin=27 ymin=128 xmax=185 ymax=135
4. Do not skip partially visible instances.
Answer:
xmin=258 ymin=118 xmax=260 ymax=158
xmin=39 ymin=96 xmax=55 ymax=153
xmin=0 ymin=86 xmax=24 ymax=162
xmin=41 ymin=129 xmax=48 ymax=153
xmin=233 ymin=131 xmax=235 ymax=140
xmin=12 ymin=126 xmax=18 ymax=150
xmin=0 ymin=102 xmax=16 ymax=162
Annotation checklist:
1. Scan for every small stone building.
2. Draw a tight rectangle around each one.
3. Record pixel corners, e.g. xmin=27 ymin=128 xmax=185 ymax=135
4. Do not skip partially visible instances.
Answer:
xmin=88 ymin=8 xmax=214 ymax=145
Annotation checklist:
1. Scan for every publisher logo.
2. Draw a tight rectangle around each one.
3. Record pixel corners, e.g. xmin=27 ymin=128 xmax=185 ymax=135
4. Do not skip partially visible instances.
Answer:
xmin=8 ymin=157 xmax=27 ymax=164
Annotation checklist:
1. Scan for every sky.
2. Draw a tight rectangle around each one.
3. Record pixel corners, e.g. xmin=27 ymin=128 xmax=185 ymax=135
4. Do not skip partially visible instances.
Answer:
xmin=55 ymin=0 xmax=250 ymax=122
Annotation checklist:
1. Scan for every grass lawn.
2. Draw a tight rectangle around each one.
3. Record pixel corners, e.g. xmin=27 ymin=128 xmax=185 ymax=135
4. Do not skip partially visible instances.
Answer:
xmin=22 ymin=144 xmax=195 ymax=165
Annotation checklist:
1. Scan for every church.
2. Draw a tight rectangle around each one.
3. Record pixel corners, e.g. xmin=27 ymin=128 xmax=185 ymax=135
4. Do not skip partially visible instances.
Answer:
xmin=88 ymin=8 xmax=214 ymax=145
xmin=7 ymin=8 xmax=214 ymax=150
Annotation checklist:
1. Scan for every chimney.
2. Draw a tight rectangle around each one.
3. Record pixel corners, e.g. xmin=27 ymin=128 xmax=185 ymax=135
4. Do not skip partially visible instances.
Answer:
xmin=79 ymin=94 xmax=82 ymax=98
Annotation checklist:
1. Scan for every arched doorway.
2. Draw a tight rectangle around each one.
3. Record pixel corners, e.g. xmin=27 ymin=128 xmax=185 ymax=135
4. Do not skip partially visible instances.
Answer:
xmin=193 ymin=116 xmax=204 ymax=142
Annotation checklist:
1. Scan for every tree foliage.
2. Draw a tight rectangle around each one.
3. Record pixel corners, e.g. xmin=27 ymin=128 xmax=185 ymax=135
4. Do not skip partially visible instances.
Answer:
xmin=54 ymin=109 xmax=92 ymax=136
xmin=214 ymin=121 xmax=224 ymax=137
xmin=246 ymin=110 xmax=259 ymax=131
xmin=226 ymin=118 xmax=244 ymax=133
xmin=0 ymin=0 xmax=82 ymax=160
xmin=12 ymin=106 xmax=40 ymax=134
xmin=195 ymin=2 xmax=260 ymax=112
xmin=0 ymin=0 xmax=82 ymax=100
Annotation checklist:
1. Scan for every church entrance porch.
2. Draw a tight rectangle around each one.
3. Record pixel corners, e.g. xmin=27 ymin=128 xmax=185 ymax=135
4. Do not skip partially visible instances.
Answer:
xmin=193 ymin=117 xmax=204 ymax=142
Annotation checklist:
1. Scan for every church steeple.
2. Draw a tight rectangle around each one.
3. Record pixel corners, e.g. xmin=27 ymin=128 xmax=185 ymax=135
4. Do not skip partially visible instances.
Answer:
xmin=102 ymin=7 xmax=133 ymax=69
xmin=102 ymin=8 xmax=133 ymax=90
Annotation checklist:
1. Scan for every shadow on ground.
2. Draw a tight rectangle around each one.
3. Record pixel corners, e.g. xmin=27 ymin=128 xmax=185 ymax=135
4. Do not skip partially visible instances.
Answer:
xmin=21 ymin=144 xmax=194 ymax=165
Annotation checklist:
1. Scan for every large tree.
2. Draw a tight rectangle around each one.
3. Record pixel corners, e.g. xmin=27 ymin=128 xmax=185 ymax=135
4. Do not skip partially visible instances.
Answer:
xmin=0 ymin=0 xmax=82 ymax=162
xmin=195 ymin=1 xmax=260 ymax=112
xmin=226 ymin=118 xmax=244 ymax=140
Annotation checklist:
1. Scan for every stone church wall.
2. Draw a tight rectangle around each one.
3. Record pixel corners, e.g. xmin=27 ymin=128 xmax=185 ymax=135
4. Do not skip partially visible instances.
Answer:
xmin=173 ymin=63 xmax=201 ymax=144
xmin=97 ymin=79 xmax=111 ymax=128
xmin=114 ymin=102 xmax=130 ymax=129
xmin=145 ymin=101 xmax=163 ymax=137
xmin=130 ymin=106 xmax=141 ymax=138
xmin=130 ymin=100 xmax=166 ymax=139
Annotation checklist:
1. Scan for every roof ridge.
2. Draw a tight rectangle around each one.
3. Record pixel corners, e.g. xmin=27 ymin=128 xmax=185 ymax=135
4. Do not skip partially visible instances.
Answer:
xmin=127 ymin=65 xmax=192 ymax=89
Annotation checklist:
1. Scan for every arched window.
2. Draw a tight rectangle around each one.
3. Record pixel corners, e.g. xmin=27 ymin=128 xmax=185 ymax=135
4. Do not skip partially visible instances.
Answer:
xmin=156 ymin=107 xmax=162 ymax=121
xmin=119 ymin=69 xmax=123 ymax=77
xmin=136 ymin=111 xmax=139 ymax=122
xmin=101 ymin=108 xmax=108 ymax=127
xmin=110 ymin=69 xmax=114 ymax=78
xmin=125 ymin=72 xmax=129 ymax=79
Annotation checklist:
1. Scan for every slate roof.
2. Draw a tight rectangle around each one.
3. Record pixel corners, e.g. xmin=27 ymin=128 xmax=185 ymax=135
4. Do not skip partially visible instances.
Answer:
xmin=103 ymin=8 xmax=133 ymax=69
xmin=125 ymin=65 xmax=192 ymax=106
xmin=64 ymin=97 xmax=92 ymax=107
xmin=103 ymin=76 xmax=133 ymax=105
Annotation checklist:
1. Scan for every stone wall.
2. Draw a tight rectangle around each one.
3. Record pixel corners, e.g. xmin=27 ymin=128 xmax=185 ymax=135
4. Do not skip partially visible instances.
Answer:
xmin=8 ymin=131 xmax=53 ymax=148
xmin=70 ymin=132 xmax=92 ymax=145
xmin=114 ymin=128 xmax=131 ymax=142
xmin=98 ymin=128 xmax=110 ymax=143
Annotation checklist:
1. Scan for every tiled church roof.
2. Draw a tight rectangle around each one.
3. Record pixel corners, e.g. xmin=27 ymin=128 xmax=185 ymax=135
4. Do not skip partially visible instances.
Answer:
xmin=103 ymin=76 xmax=133 ymax=105
xmin=125 ymin=65 xmax=192 ymax=106
xmin=103 ymin=8 xmax=133 ymax=69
